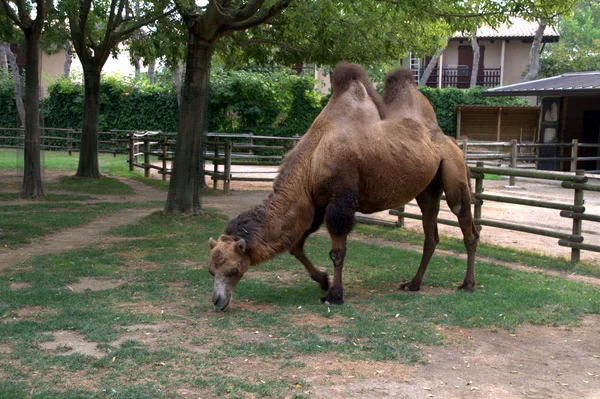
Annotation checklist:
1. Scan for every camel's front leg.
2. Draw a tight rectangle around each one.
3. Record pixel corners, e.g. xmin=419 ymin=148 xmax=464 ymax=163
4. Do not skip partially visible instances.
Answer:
xmin=290 ymin=237 xmax=329 ymax=291
xmin=321 ymin=235 xmax=347 ymax=305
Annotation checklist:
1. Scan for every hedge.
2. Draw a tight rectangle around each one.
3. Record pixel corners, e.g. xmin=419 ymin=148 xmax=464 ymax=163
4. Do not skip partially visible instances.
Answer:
xmin=0 ymin=69 xmax=527 ymax=139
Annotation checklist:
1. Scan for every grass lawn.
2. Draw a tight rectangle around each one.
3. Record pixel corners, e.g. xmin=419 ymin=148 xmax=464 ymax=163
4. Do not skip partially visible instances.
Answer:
xmin=1 ymin=211 xmax=599 ymax=397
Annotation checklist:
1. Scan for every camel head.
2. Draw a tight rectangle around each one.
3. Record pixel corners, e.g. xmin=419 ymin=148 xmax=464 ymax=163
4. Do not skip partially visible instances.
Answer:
xmin=208 ymin=235 xmax=251 ymax=311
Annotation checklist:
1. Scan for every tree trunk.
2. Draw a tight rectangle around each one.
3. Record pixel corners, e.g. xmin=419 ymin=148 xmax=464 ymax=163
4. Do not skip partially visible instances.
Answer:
xmin=419 ymin=48 xmax=444 ymax=87
xmin=76 ymin=68 xmax=102 ymax=178
xmin=0 ymin=42 xmax=7 ymax=69
xmin=147 ymin=60 xmax=156 ymax=84
xmin=174 ymin=62 xmax=182 ymax=108
xmin=5 ymin=43 xmax=25 ymax=126
xmin=523 ymin=20 xmax=547 ymax=82
xmin=165 ymin=34 xmax=211 ymax=214
xmin=133 ymin=55 xmax=141 ymax=79
xmin=470 ymin=29 xmax=480 ymax=88
xmin=20 ymin=33 xmax=44 ymax=198
xmin=64 ymin=45 xmax=73 ymax=78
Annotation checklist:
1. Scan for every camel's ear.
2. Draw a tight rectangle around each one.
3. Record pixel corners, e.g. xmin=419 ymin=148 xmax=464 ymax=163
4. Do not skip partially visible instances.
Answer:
xmin=235 ymin=239 xmax=246 ymax=254
xmin=209 ymin=237 xmax=218 ymax=249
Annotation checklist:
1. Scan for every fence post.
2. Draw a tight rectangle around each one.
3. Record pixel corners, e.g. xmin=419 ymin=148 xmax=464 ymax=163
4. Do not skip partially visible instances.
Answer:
xmin=144 ymin=136 xmax=150 ymax=178
xmin=292 ymin=134 xmax=300 ymax=148
xmin=112 ymin=130 xmax=117 ymax=158
xmin=128 ymin=133 xmax=134 ymax=171
xmin=213 ymin=144 xmax=219 ymax=190
xmin=248 ymin=132 xmax=254 ymax=155
xmin=462 ymin=139 xmax=468 ymax=161
xmin=161 ymin=136 xmax=167 ymax=181
xmin=571 ymin=169 xmax=585 ymax=263
xmin=396 ymin=206 xmax=405 ymax=227
xmin=474 ymin=161 xmax=484 ymax=220
xmin=509 ymin=139 xmax=517 ymax=186
xmin=570 ymin=139 xmax=579 ymax=173
xmin=224 ymin=141 xmax=232 ymax=194
xmin=68 ymin=130 xmax=73 ymax=156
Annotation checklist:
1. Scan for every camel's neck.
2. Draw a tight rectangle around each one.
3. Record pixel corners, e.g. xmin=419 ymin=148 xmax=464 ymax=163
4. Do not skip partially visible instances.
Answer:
xmin=224 ymin=189 xmax=314 ymax=266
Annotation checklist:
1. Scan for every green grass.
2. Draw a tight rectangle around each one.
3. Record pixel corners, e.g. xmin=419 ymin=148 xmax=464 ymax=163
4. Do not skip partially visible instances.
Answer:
xmin=354 ymin=223 xmax=600 ymax=278
xmin=1 ymin=210 xmax=600 ymax=397
xmin=46 ymin=176 xmax=134 ymax=195
xmin=0 ymin=201 xmax=162 ymax=248
xmin=0 ymin=193 xmax=96 ymax=201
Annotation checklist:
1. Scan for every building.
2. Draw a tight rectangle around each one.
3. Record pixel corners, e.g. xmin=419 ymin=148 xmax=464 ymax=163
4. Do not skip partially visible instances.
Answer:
xmin=484 ymin=72 xmax=600 ymax=172
xmin=408 ymin=17 xmax=559 ymax=89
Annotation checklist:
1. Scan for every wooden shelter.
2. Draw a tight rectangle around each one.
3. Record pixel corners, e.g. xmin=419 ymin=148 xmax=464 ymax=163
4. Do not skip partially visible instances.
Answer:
xmin=455 ymin=105 xmax=541 ymax=142
xmin=484 ymin=72 xmax=600 ymax=171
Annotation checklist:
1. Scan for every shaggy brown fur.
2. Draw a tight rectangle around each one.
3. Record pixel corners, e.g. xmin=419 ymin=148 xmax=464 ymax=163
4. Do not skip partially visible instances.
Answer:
xmin=208 ymin=63 xmax=479 ymax=310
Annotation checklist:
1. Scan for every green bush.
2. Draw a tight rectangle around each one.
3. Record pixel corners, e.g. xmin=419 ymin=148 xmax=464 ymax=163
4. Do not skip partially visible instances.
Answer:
xmin=0 ymin=67 xmax=526 ymax=142
xmin=0 ymin=69 xmax=19 ymax=128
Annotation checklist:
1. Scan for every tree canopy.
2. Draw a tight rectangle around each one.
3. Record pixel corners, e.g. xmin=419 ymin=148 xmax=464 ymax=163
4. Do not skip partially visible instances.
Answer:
xmin=540 ymin=0 xmax=600 ymax=78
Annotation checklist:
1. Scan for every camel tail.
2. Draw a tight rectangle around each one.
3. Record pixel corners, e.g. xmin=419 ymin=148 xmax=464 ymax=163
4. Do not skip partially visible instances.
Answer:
xmin=382 ymin=68 xmax=417 ymax=105
xmin=332 ymin=63 xmax=385 ymax=119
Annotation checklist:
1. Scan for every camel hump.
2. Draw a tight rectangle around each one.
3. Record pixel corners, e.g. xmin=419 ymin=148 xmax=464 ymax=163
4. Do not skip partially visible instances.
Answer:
xmin=382 ymin=68 xmax=416 ymax=104
xmin=331 ymin=62 xmax=385 ymax=119
xmin=332 ymin=63 xmax=372 ymax=94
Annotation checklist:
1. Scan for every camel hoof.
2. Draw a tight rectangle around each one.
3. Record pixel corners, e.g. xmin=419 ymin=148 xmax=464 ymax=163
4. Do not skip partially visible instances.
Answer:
xmin=457 ymin=282 xmax=476 ymax=292
xmin=399 ymin=281 xmax=421 ymax=292
xmin=320 ymin=286 xmax=344 ymax=305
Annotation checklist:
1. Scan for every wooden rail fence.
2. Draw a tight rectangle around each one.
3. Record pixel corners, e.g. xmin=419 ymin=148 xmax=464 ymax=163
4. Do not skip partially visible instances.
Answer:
xmin=374 ymin=162 xmax=600 ymax=263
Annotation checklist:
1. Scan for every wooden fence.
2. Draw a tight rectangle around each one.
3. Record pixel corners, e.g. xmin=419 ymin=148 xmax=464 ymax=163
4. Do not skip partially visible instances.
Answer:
xmin=374 ymin=163 xmax=600 ymax=263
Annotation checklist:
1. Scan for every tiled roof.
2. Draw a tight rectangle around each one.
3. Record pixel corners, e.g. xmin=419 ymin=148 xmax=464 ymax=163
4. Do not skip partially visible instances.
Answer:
xmin=484 ymin=72 xmax=600 ymax=96
xmin=453 ymin=17 xmax=559 ymax=40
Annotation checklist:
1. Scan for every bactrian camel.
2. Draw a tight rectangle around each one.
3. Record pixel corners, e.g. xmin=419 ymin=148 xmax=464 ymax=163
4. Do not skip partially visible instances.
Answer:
xmin=208 ymin=63 xmax=479 ymax=311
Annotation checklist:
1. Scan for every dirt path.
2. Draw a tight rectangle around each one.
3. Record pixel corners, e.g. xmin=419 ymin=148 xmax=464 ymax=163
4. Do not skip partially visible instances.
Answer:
xmin=0 ymin=207 xmax=161 ymax=268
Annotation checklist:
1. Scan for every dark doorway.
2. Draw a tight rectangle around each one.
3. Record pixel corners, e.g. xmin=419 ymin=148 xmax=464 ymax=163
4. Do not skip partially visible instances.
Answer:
xmin=580 ymin=110 xmax=600 ymax=172
xmin=457 ymin=45 xmax=485 ymax=88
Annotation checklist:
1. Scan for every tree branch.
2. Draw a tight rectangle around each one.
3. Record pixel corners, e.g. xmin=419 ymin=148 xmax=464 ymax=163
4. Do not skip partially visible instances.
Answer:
xmin=114 ymin=8 xmax=177 ymax=41
xmin=222 ymin=0 xmax=291 ymax=32
xmin=215 ymin=0 xmax=266 ymax=23
xmin=232 ymin=36 xmax=308 ymax=54
xmin=0 ymin=0 xmax=27 ymax=29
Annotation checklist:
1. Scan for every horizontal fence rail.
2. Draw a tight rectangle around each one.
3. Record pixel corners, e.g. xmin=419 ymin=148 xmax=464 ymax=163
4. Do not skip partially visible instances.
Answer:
xmin=377 ymin=163 xmax=600 ymax=263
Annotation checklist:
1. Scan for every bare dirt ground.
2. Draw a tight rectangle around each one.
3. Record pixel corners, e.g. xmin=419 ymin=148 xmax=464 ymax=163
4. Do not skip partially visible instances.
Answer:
xmin=3 ymin=168 xmax=600 ymax=398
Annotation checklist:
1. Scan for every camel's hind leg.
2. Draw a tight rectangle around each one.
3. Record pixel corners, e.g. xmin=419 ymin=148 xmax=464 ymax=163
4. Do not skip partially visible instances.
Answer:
xmin=439 ymin=154 xmax=479 ymax=291
xmin=290 ymin=210 xmax=329 ymax=291
xmin=400 ymin=177 xmax=442 ymax=291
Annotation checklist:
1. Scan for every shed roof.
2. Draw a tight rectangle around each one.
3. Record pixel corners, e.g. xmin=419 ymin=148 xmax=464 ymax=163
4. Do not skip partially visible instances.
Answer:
xmin=454 ymin=105 xmax=541 ymax=112
xmin=483 ymin=72 xmax=600 ymax=97
xmin=452 ymin=17 xmax=559 ymax=42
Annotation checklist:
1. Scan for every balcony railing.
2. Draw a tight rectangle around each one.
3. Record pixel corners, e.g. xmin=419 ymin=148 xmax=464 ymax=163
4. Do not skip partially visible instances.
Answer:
xmin=418 ymin=67 xmax=501 ymax=88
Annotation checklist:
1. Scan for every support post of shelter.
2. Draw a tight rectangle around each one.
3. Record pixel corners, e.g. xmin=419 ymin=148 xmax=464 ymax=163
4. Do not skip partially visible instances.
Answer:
xmin=224 ymin=141 xmax=232 ymax=195
xmin=570 ymin=169 xmax=585 ymax=263
xmin=570 ymin=139 xmax=579 ymax=173
xmin=509 ymin=139 xmax=517 ymax=186
xmin=496 ymin=108 xmax=502 ymax=141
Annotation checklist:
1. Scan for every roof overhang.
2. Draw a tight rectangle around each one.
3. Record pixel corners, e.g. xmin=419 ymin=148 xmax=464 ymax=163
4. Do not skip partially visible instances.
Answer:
xmin=483 ymin=72 xmax=600 ymax=97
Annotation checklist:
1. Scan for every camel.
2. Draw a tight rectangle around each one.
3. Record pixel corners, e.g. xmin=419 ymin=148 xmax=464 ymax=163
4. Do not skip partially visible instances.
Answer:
xmin=208 ymin=63 xmax=479 ymax=311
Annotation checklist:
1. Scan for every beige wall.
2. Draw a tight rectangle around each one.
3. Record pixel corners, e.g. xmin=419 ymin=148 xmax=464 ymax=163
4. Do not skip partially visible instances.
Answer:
xmin=40 ymin=50 xmax=65 ymax=96
xmin=502 ymin=41 xmax=531 ymax=85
